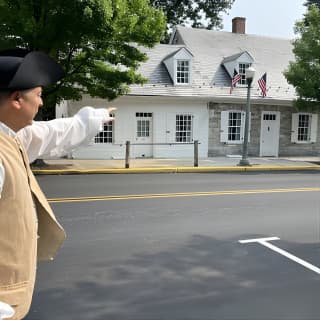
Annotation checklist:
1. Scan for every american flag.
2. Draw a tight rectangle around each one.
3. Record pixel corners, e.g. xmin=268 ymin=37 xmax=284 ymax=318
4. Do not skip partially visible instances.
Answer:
xmin=230 ymin=69 xmax=241 ymax=94
xmin=258 ymin=72 xmax=267 ymax=97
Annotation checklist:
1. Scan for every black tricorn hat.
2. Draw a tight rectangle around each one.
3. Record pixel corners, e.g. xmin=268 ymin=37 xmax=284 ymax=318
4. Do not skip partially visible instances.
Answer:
xmin=0 ymin=48 xmax=64 ymax=90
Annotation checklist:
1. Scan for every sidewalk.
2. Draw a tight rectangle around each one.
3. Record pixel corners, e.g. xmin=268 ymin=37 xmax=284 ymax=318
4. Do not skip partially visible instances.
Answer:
xmin=31 ymin=156 xmax=320 ymax=174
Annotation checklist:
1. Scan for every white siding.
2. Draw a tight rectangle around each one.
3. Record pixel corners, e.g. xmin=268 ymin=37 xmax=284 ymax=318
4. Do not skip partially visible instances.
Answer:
xmin=70 ymin=96 xmax=208 ymax=159
xmin=55 ymin=100 xmax=68 ymax=118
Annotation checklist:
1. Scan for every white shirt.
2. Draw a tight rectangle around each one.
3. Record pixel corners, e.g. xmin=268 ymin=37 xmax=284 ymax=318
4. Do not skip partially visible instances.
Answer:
xmin=0 ymin=106 xmax=110 ymax=197
xmin=0 ymin=106 xmax=110 ymax=313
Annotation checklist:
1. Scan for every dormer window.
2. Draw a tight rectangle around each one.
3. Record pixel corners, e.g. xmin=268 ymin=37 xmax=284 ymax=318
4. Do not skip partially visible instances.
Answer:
xmin=239 ymin=63 xmax=251 ymax=85
xmin=176 ymin=60 xmax=190 ymax=84
xmin=222 ymin=51 xmax=254 ymax=86
xmin=163 ymin=47 xmax=193 ymax=86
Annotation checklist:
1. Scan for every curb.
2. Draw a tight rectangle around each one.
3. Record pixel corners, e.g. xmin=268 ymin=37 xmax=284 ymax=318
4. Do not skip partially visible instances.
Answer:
xmin=32 ymin=165 xmax=320 ymax=175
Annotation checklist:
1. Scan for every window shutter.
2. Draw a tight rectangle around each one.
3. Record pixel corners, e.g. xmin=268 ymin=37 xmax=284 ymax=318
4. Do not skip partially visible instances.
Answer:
xmin=220 ymin=111 xmax=229 ymax=142
xmin=310 ymin=114 xmax=318 ymax=143
xmin=291 ymin=113 xmax=299 ymax=143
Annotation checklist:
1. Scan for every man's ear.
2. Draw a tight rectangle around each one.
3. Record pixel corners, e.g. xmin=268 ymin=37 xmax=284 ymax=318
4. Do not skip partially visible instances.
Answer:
xmin=10 ymin=91 xmax=22 ymax=110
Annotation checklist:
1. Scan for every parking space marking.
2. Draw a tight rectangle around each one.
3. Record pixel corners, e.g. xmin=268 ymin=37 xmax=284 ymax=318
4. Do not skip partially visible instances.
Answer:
xmin=239 ymin=237 xmax=320 ymax=275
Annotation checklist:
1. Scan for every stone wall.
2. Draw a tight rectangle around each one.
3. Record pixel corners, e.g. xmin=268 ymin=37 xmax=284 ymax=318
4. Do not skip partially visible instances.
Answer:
xmin=208 ymin=102 xmax=320 ymax=157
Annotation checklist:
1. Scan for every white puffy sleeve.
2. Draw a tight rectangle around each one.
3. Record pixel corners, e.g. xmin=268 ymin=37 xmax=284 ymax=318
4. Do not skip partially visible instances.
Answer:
xmin=17 ymin=106 xmax=111 ymax=163
xmin=0 ymin=301 xmax=15 ymax=319
xmin=0 ymin=161 xmax=4 ymax=199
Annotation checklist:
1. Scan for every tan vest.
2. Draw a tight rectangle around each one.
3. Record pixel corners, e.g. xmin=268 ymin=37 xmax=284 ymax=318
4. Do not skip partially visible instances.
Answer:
xmin=0 ymin=132 xmax=66 ymax=319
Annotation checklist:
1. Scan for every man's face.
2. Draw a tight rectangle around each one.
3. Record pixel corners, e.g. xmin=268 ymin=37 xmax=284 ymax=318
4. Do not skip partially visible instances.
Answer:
xmin=17 ymin=86 xmax=43 ymax=126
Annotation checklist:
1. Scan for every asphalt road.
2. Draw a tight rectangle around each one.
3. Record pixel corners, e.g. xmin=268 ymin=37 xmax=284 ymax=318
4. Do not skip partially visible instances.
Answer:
xmin=26 ymin=172 xmax=320 ymax=320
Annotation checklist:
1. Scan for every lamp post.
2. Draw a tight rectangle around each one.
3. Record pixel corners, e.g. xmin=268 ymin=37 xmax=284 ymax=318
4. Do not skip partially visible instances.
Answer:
xmin=238 ymin=66 xmax=255 ymax=166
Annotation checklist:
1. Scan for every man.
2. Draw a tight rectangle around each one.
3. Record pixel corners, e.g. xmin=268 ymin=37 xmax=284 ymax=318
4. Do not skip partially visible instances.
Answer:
xmin=0 ymin=49 xmax=114 ymax=319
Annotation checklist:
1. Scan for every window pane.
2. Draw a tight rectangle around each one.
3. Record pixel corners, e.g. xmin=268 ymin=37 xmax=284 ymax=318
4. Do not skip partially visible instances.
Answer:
xmin=238 ymin=63 xmax=250 ymax=85
xmin=177 ymin=60 xmax=190 ymax=84
xmin=175 ymin=114 xmax=192 ymax=142
xmin=228 ymin=112 xmax=242 ymax=141
xmin=137 ymin=119 xmax=150 ymax=137
xmin=94 ymin=114 xmax=114 ymax=144
xmin=298 ymin=114 xmax=310 ymax=141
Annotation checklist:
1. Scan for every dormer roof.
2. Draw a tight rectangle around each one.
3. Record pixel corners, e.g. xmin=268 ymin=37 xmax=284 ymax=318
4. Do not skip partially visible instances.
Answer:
xmin=222 ymin=51 xmax=255 ymax=78
xmin=222 ymin=51 xmax=254 ymax=64
xmin=163 ymin=47 xmax=194 ymax=61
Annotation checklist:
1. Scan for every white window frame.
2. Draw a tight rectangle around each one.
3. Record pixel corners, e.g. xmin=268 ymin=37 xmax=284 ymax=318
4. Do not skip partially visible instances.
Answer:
xmin=238 ymin=63 xmax=251 ymax=86
xmin=220 ymin=110 xmax=251 ymax=144
xmin=291 ymin=113 xmax=318 ymax=143
xmin=136 ymin=112 xmax=152 ymax=138
xmin=94 ymin=113 xmax=114 ymax=144
xmin=175 ymin=114 xmax=193 ymax=143
xmin=175 ymin=59 xmax=190 ymax=85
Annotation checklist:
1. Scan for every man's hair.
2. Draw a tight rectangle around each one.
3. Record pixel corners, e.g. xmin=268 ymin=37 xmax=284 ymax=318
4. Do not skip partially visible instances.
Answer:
xmin=0 ymin=90 xmax=15 ymax=105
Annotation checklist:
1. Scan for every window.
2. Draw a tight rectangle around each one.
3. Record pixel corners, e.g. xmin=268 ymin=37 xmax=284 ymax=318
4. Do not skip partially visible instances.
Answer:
xmin=228 ymin=112 xmax=242 ymax=141
xmin=163 ymin=48 xmax=193 ymax=85
xmin=263 ymin=114 xmax=276 ymax=121
xmin=239 ymin=63 xmax=251 ymax=85
xmin=220 ymin=111 xmax=250 ymax=144
xmin=176 ymin=60 xmax=190 ymax=84
xmin=136 ymin=112 xmax=152 ymax=138
xmin=291 ymin=113 xmax=318 ymax=143
xmin=137 ymin=120 xmax=150 ymax=137
xmin=176 ymin=114 xmax=193 ymax=142
xmin=136 ymin=112 xmax=152 ymax=117
xmin=297 ymin=114 xmax=310 ymax=141
xmin=94 ymin=114 xmax=114 ymax=144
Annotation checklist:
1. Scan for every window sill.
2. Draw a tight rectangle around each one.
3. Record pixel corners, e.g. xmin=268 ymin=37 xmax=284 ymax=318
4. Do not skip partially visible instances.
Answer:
xmin=223 ymin=141 xmax=243 ymax=145
xmin=293 ymin=141 xmax=315 ymax=144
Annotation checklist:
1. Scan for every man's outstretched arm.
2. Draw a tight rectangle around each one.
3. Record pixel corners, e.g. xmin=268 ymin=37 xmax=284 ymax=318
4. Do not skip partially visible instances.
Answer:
xmin=17 ymin=106 xmax=115 ymax=163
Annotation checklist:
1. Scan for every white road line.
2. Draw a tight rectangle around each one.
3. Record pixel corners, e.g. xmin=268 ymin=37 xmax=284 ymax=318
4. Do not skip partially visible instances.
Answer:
xmin=239 ymin=237 xmax=320 ymax=275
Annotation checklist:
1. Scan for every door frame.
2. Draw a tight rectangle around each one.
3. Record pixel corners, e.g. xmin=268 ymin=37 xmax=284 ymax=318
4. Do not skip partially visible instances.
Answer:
xmin=259 ymin=111 xmax=280 ymax=157
xmin=133 ymin=112 xmax=153 ymax=158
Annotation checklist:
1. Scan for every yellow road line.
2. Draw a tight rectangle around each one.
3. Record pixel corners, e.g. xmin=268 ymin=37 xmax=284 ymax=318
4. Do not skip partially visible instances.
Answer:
xmin=48 ymin=187 xmax=320 ymax=203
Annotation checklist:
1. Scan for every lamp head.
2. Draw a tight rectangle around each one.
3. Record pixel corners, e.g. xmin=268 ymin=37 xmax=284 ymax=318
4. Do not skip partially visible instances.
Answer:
xmin=245 ymin=66 xmax=256 ymax=82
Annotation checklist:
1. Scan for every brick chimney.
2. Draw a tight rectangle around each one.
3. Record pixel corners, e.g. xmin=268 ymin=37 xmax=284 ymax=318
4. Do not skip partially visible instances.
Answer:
xmin=232 ymin=17 xmax=246 ymax=34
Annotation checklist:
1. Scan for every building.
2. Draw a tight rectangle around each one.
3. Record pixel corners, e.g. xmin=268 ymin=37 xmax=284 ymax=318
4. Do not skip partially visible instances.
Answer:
xmin=65 ymin=18 xmax=320 ymax=159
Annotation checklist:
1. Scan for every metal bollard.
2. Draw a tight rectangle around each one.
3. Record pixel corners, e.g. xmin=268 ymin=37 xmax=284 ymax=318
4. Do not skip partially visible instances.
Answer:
xmin=194 ymin=140 xmax=199 ymax=167
xmin=125 ymin=140 xmax=130 ymax=168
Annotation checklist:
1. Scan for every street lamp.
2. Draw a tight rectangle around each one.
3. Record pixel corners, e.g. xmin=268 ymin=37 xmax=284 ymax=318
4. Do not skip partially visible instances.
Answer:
xmin=238 ymin=66 xmax=255 ymax=166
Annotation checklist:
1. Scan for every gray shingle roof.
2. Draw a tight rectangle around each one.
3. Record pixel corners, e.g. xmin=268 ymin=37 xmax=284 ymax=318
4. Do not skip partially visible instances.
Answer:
xmin=129 ymin=26 xmax=297 ymax=102
xmin=136 ymin=44 xmax=184 ymax=85
xmin=222 ymin=51 xmax=251 ymax=64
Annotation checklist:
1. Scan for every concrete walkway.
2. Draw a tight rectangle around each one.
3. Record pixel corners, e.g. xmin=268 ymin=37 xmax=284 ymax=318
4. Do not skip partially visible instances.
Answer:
xmin=31 ymin=156 xmax=320 ymax=174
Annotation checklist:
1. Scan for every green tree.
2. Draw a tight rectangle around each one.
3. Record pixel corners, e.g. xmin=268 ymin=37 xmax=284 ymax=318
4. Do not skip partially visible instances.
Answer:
xmin=284 ymin=4 xmax=320 ymax=110
xmin=150 ymin=0 xmax=235 ymax=42
xmin=304 ymin=0 xmax=320 ymax=9
xmin=0 ymin=0 xmax=165 ymax=119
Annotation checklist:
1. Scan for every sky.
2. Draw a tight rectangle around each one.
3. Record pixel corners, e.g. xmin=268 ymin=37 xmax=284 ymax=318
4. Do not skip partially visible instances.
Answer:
xmin=221 ymin=0 xmax=307 ymax=39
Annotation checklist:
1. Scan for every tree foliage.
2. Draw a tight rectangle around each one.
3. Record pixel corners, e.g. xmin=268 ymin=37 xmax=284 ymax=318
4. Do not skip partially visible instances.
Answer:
xmin=284 ymin=4 xmax=320 ymax=110
xmin=150 ymin=0 xmax=235 ymax=41
xmin=0 ymin=0 xmax=165 ymax=118
xmin=304 ymin=0 xmax=320 ymax=9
